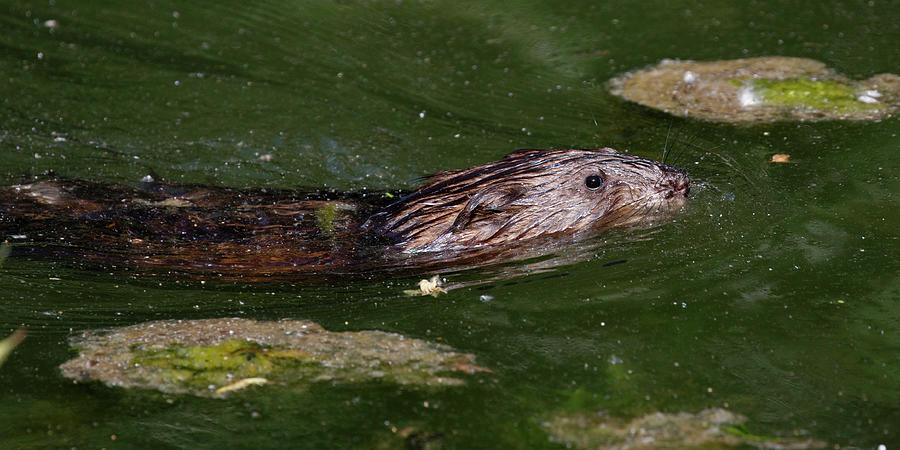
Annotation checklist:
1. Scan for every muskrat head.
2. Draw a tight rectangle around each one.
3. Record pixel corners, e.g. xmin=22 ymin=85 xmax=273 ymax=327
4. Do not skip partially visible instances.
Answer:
xmin=365 ymin=148 xmax=689 ymax=252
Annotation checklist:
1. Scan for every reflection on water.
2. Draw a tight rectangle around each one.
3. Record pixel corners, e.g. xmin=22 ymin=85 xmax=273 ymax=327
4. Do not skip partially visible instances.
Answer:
xmin=1 ymin=0 xmax=899 ymax=448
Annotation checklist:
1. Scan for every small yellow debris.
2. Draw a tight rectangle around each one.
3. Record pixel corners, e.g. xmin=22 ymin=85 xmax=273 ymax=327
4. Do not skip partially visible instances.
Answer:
xmin=770 ymin=153 xmax=790 ymax=163
xmin=214 ymin=377 xmax=269 ymax=395
xmin=404 ymin=275 xmax=447 ymax=297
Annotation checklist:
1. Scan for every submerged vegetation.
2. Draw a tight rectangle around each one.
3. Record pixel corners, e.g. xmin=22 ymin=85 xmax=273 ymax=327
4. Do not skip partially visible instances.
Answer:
xmin=0 ymin=328 xmax=26 ymax=368
xmin=0 ymin=244 xmax=24 ymax=369
xmin=543 ymin=408 xmax=827 ymax=449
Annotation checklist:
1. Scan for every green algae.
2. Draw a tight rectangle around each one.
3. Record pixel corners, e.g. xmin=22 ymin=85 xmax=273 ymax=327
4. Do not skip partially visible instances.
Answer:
xmin=608 ymin=57 xmax=900 ymax=123
xmin=314 ymin=201 xmax=355 ymax=236
xmin=315 ymin=203 xmax=339 ymax=235
xmin=747 ymin=78 xmax=870 ymax=113
xmin=129 ymin=339 xmax=297 ymax=392
xmin=60 ymin=318 xmax=489 ymax=398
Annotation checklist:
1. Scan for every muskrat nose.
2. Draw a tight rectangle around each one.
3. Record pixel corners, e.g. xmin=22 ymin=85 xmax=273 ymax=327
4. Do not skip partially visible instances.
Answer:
xmin=661 ymin=176 xmax=690 ymax=199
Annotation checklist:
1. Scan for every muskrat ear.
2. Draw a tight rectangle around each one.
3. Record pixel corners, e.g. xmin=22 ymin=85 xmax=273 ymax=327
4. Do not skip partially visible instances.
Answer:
xmin=450 ymin=184 xmax=526 ymax=232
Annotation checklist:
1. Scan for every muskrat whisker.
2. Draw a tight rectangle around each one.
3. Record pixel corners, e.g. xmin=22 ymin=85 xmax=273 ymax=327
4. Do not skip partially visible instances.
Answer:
xmin=670 ymin=133 xmax=704 ymax=167
xmin=668 ymin=131 xmax=694 ymax=167
xmin=701 ymin=150 xmax=760 ymax=193
xmin=604 ymin=190 xmax=668 ymax=224
xmin=661 ymin=121 xmax=674 ymax=165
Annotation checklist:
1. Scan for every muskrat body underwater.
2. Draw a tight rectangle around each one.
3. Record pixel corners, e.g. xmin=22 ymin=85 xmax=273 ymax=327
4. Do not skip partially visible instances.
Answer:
xmin=0 ymin=148 xmax=689 ymax=279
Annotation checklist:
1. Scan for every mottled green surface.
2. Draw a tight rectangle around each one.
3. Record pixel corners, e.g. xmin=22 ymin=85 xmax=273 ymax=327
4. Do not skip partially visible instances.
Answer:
xmin=130 ymin=339 xmax=278 ymax=394
xmin=1 ymin=1 xmax=899 ymax=448
xmin=60 ymin=318 xmax=486 ymax=397
xmin=314 ymin=202 xmax=355 ymax=236
xmin=609 ymin=57 xmax=900 ymax=122
xmin=544 ymin=408 xmax=826 ymax=449
xmin=750 ymin=78 xmax=860 ymax=110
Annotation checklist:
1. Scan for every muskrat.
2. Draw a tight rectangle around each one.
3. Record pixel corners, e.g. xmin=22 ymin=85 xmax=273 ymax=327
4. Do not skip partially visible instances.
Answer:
xmin=0 ymin=148 xmax=689 ymax=279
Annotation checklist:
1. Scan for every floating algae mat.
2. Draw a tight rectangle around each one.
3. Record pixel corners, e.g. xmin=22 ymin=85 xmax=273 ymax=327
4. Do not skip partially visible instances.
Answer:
xmin=608 ymin=57 xmax=900 ymax=123
xmin=60 ymin=318 xmax=489 ymax=398
xmin=543 ymin=408 xmax=827 ymax=449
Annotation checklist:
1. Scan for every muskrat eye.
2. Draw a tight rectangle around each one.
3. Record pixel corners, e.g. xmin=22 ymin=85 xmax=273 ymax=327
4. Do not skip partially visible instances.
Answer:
xmin=584 ymin=174 xmax=603 ymax=190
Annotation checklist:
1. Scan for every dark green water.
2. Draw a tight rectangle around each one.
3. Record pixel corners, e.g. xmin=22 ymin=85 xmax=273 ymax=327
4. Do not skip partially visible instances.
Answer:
xmin=1 ymin=1 xmax=898 ymax=448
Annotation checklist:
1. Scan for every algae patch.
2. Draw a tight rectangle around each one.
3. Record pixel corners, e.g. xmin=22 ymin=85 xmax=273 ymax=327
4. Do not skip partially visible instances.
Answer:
xmin=748 ymin=78 xmax=860 ymax=111
xmin=60 ymin=318 xmax=489 ymax=398
xmin=543 ymin=408 xmax=827 ymax=449
xmin=314 ymin=201 xmax=356 ymax=236
xmin=608 ymin=56 xmax=900 ymax=123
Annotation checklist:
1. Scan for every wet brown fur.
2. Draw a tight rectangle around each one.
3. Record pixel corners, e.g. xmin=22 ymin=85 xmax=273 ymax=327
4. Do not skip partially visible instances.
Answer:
xmin=366 ymin=148 xmax=689 ymax=252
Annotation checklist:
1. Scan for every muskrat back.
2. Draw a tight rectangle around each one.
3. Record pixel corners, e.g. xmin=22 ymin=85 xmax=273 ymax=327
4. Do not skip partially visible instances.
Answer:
xmin=0 ymin=148 xmax=689 ymax=279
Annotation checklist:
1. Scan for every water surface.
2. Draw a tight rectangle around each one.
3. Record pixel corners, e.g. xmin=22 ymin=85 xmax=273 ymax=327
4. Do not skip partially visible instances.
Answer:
xmin=1 ymin=1 xmax=898 ymax=448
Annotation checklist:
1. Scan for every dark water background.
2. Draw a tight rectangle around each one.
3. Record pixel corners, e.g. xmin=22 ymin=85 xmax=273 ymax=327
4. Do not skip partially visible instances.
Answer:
xmin=1 ymin=0 xmax=898 ymax=447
